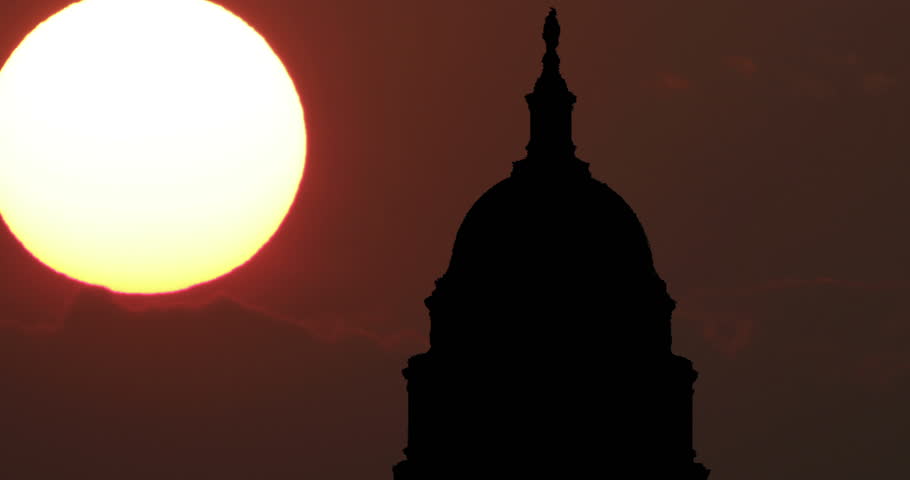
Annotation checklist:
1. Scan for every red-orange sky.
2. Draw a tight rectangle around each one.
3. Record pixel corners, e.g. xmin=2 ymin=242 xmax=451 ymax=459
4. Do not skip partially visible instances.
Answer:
xmin=0 ymin=1 xmax=908 ymax=479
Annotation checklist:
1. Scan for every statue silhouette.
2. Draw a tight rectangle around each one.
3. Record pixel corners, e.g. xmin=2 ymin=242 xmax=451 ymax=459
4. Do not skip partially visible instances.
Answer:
xmin=394 ymin=9 xmax=710 ymax=479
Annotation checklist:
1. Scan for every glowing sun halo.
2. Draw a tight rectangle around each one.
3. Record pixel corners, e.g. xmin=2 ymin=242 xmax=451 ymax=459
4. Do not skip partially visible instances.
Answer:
xmin=0 ymin=0 xmax=306 ymax=294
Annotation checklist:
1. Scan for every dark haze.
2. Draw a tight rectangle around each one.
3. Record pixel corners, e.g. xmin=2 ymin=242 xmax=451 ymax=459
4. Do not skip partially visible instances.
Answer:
xmin=0 ymin=1 xmax=907 ymax=479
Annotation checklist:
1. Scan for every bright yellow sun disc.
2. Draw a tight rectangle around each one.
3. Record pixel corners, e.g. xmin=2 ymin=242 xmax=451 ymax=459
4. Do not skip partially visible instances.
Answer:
xmin=0 ymin=0 xmax=306 ymax=294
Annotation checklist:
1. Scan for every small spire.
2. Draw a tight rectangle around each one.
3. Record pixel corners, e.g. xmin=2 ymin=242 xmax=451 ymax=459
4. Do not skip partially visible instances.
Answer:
xmin=534 ymin=8 xmax=567 ymax=93
xmin=542 ymin=8 xmax=561 ymax=74
xmin=518 ymin=8 xmax=584 ymax=172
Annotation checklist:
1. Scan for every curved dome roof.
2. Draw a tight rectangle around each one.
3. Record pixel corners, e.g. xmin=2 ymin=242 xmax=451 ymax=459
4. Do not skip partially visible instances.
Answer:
xmin=423 ymin=9 xmax=674 ymax=353
xmin=437 ymin=9 xmax=662 ymax=294
xmin=445 ymin=160 xmax=662 ymax=295
xmin=427 ymin=159 xmax=674 ymax=354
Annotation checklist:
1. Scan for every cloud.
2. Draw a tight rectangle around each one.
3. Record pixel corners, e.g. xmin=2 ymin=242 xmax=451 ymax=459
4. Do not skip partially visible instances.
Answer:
xmin=791 ymin=74 xmax=837 ymax=99
xmin=724 ymin=55 xmax=758 ymax=77
xmin=660 ymin=73 xmax=690 ymax=90
xmin=824 ymin=51 xmax=860 ymax=67
xmin=688 ymin=276 xmax=910 ymax=297
xmin=675 ymin=277 xmax=910 ymax=480
xmin=678 ymin=276 xmax=910 ymax=384
xmin=677 ymin=276 xmax=904 ymax=358
xmin=863 ymin=72 xmax=899 ymax=95
xmin=689 ymin=310 xmax=755 ymax=357
xmin=0 ymin=287 xmax=414 ymax=480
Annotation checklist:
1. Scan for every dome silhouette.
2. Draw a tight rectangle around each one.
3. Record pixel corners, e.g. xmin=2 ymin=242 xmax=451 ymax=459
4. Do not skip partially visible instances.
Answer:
xmin=394 ymin=9 xmax=709 ymax=479
xmin=438 ymin=170 xmax=673 ymax=350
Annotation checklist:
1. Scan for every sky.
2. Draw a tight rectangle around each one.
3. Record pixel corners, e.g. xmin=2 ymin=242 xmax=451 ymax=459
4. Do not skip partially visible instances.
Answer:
xmin=1 ymin=0 xmax=909 ymax=478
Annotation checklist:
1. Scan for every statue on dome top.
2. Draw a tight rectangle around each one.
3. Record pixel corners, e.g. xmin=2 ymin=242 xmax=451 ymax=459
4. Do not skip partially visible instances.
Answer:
xmin=543 ymin=8 xmax=560 ymax=52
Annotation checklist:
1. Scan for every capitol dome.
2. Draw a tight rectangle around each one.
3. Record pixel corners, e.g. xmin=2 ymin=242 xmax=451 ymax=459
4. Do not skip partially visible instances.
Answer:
xmin=449 ymin=167 xmax=662 ymax=296
xmin=394 ymin=9 xmax=709 ymax=480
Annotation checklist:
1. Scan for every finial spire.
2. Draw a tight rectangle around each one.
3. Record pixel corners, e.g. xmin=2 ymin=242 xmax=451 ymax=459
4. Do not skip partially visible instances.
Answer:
xmin=535 ymin=8 xmax=565 ymax=92
xmin=517 ymin=8 xmax=584 ymax=172
xmin=543 ymin=8 xmax=561 ymax=72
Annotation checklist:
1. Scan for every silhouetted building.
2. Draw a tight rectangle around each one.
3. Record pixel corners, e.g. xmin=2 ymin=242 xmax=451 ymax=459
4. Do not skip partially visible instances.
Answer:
xmin=394 ymin=9 xmax=709 ymax=479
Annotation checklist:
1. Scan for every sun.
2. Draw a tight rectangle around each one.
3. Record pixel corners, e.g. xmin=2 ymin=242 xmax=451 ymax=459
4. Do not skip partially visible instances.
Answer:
xmin=0 ymin=0 xmax=306 ymax=294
